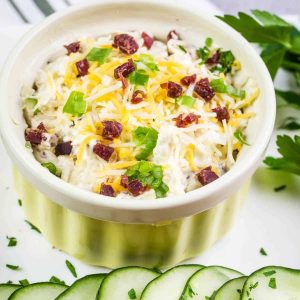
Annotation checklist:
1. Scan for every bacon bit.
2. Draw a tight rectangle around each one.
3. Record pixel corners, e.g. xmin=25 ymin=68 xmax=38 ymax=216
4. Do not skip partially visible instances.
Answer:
xmin=206 ymin=50 xmax=220 ymax=65
xmin=131 ymin=90 xmax=146 ymax=104
xmin=75 ymin=59 xmax=89 ymax=77
xmin=194 ymin=78 xmax=215 ymax=102
xmin=212 ymin=106 xmax=230 ymax=122
xmin=196 ymin=166 xmax=219 ymax=186
xmin=100 ymin=183 xmax=116 ymax=197
xmin=93 ymin=143 xmax=114 ymax=161
xmin=25 ymin=122 xmax=47 ymax=145
xmin=160 ymin=81 xmax=183 ymax=98
xmin=127 ymin=179 xmax=146 ymax=197
xmin=120 ymin=174 xmax=129 ymax=188
xmin=55 ymin=141 xmax=72 ymax=156
xmin=167 ymin=30 xmax=180 ymax=41
xmin=141 ymin=32 xmax=154 ymax=49
xmin=180 ymin=74 xmax=197 ymax=86
xmin=64 ymin=41 xmax=80 ymax=55
xmin=173 ymin=113 xmax=199 ymax=128
xmin=112 ymin=34 xmax=139 ymax=55
xmin=114 ymin=59 xmax=135 ymax=88
xmin=102 ymin=121 xmax=123 ymax=140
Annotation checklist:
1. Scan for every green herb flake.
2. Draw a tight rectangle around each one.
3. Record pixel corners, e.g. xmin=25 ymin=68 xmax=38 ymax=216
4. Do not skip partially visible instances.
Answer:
xmin=128 ymin=288 xmax=137 ymax=299
xmin=213 ymin=50 xmax=235 ymax=73
xmin=197 ymin=46 xmax=210 ymax=63
xmin=177 ymin=95 xmax=196 ymax=108
xmin=19 ymin=279 xmax=30 ymax=286
xmin=86 ymin=47 xmax=112 ymax=64
xmin=178 ymin=45 xmax=187 ymax=53
xmin=18 ymin=199 xmax=22 ymax=206
xmin=24 ymin=97 xmax=38 ymax=110
xmin=263 ymin=270 xmax=276 ymax=277
xmin=205 ymin=37 xmax=213 ymax=47
xmin=25 ymin=220 xmax=41 ymax=233
xmin=65 ymin=260 xmax=77 ymax=278
xmin=129 ymin=71 xmax=149 ymax=86
xmin=6 ymin=264 xmax=20 ymax=271
xmin=49 ymin=276 xmax=65 ymax=285
xmin=268 ymin=277 xmax=277 ymax=289
xmin=260 ymin=247 xmax=268 ymax=256
xmin=25 ymin=142 xmax=32 ymax=149
xmin=249 ymin=281 xmax=259 ymax=291
xmin=274 ymin=185 xmax=286 ymax=192
xmin=6 ymin=236 xmax=17 ymax=247
xmin=136 ymin=54 xmax=159 ymax=72
xmin=133 ymin=127 xmax=158 ymax=160
xmin=210 ymin=78 xmax=246 ymax=99
xmin=63 ymin=91 xmax=86 ymax=117
xmin=41 ymin=162 xmax=57 ymax=175
xmin=234 ymin=130 xmax=250 ymax=146
xmin=6 ymin=280 xmax=13 ymax=284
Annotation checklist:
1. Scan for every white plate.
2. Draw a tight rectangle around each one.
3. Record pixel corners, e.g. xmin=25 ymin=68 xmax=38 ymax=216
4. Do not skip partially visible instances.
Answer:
xmin=0 ymin=26 xmax=300 ymax=285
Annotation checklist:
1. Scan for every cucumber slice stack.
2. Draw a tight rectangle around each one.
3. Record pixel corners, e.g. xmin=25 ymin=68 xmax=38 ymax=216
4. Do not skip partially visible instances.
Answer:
xmin=1 ymin=265 xmax=300 ymax=299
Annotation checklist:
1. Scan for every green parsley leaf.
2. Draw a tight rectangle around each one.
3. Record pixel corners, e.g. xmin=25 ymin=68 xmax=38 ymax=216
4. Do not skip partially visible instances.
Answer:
xmin=133 ymin=127 xmax=158 ymax=160
xmin=264 ymin=135 xmax=300 ymax=175
xmin=65 ymin=260 xmax=77 ymax=278
xmin=129 ymin=71 xmax=149 ymax=86
xmin=176 ymin=95 xmax=196 ymax=108
xmin=63 ymin=91 xmax=87 ymax=117
xmin=6 ymin=264 xmax=20 ymax=271
xmin=19 ymin=279 xmax=30 ymax=286
xmin=18 ymin=199 xmax=22 ymax=206
xmin=210 ymin=78 xmax=246 ymax=99
xmin=128 ymin=288 xmax=137 ymax=299
xmin=49 ymin=276 xmax=65 ymax=285
xmin=125 ymin=161 xmax=169 ymax=198
xmin=263 ymin=270 xmax=276 ymax=277
xmin=218 ymin=11 xmax=293 ymax=48
xmin=25 ymin=220 xmax=41 ymax=233
xmin=6 ymin=236 xmax=17 ymax=247
xmin=178 ymin=45 xmax=187 ymax=53
xmin=274 ymin=185 xmax=287 ymax=192
xmin=205 ymin=37 xmax=213 ymax=47
xmin=268 ymin=277 xmax=277 ymax=289
xmin=197 ymin=46 xmax=210 ymax=63
xmin=260 ymin=248 xmax=267 ymax=256
xmin=234 ymin=130 xmax=250 ymax=145
xmin=276 ymin=90 xmax=300 ymax=110
xmin=211 ymin=50 xmax=235 ymax=74
xmin=24 ymin=97 xmax=38 ymax=110
xmin=136 ymin=54 xmax=159 ymax=72
xmin=279 ymin=117 xmax=300 ymax=130
xmin=86 ymin=47 xmax=112 ymax=64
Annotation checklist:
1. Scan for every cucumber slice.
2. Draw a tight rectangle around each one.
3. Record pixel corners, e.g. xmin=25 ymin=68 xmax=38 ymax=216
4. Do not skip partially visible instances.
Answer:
xmin=0 ymin=284 xmax=21 ymax=300
xmin=56 ymin=274 xmax=105 ymax=300
xmin=8 ymin=283 xmax=67 ymax=300
xmin=180 ymin=266 xmax=243 ymax=299
xmin=214 ymin=276 xmax=247 ymax=300
xmin=242 ymin=266 xmax=300 ymax=299
xmin=141 ymin=264 xmax=203 ymax=300
xmin=97 ymin=267 xmax=159 ymax=300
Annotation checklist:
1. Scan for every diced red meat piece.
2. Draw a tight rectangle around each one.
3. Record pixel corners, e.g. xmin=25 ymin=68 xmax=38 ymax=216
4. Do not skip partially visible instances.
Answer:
xmin=173 ymin=113 xmax=199 ymax=128
xmin=167 ymin=30 xmax=180 ymax=41
xmin=64 ymin=41 xmax=80 ymax=55
xmin=25 ymin=122 xmax=47 ymax=145
xmin=127 ymin=179 xmax=146 ymax=197
xmin=194 ymin=78 xmax=215 ymax=102
xmin=141 ymin=32 xmax=154 ymax=49
xmin=55 ymin=141 xmax=72 ymax=156
xmin=206 ymin=50 xmax=220 ymax=65
xmin=212 ymin=106 xmax=230 ymax=122
xmin=100 ymin=183 xmax=116 ymax=197
xmin=131 ymin=90 xmax=146 ymax=104
xmin=76 ymin=59 xmax=89 ymax=76
xmin=160 ymin=81 xmax=183 ymax=98
xmin=196 ymin=166 xmax=219 ymax=186
xmin=102 ymin=121 xmax=123 ymax=140
xmin=180 ymin=74 xmax=197 ymax=86
xmin=120 ymin=175 xmax=129 ymax=188
xmin=112 ymin=34 xmax=139 ymax=55
xmin=114 ymin=59 xmax=135 ymax=88
xmin=93 ymin=143 xmax=114 ymax=161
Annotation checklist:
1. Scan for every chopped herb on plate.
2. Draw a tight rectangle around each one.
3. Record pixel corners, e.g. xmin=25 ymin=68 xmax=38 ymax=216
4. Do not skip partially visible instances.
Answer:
xmin=65 ymin=260 xmax=77 ymax=278
xmin=260 ymin=248 xmax=268 ymax=256
xmin=274 ymin=185 xmax=286 ymax=192
xmin=25 ymin=220 xmax=41 ymax=233
xmin=268 ymin=277 xmax=277 ymax=289
xmin=18 ymin=199 xmax=22 ymax=206
xmin=128 ymin=288 xmax=137 ymax=299
xmin=19 ymin=279 xmax=30 ymax=286
xmin=49 ymin=276 xmax=65 ymax=285
xmin=263 ymin=270 xmax=276 ymax=277
xmin=6 ymin=264 xmax=20 ymax=271
xmin=6 ymin=236 xmax=17 ymax=247
xmin=234 ymin=130 xmax=250 ymax=145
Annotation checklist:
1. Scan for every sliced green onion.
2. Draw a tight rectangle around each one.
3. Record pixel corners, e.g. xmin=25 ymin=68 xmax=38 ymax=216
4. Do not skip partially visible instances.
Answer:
xmin=63 ymin=91 xmax=86 ymax=117
xmin=129 ymin=71 xmax=149 ymax=86
xmin=177 ymin=95 xmax=196 ymax=108
xmin=211 ymin=78 xmax=246 ymax=99
xmin=86 ymin=47 xmax=112 ymax=64
xmin=234 ymin=130 xmax=250 ymax=146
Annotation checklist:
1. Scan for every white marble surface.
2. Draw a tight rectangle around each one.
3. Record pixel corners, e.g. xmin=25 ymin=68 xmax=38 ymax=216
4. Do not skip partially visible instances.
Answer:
xmin=0 ymin=24 xmax=300 ymax=285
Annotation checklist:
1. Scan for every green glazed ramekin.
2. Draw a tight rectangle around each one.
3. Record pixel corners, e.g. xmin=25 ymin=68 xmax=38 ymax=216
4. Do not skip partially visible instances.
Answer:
xmin=14 ymin=169 xmax=249 ymax=268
